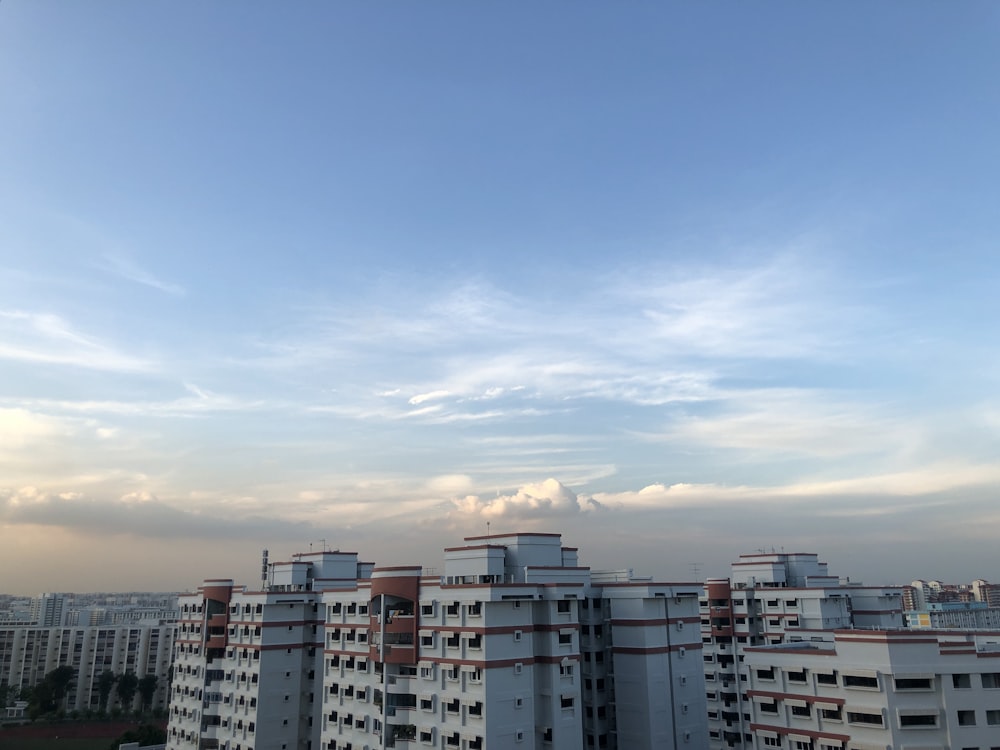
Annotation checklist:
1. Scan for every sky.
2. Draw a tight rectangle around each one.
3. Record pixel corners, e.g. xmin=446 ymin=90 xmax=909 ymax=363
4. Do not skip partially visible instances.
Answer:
xmin=2 ymin=2 xmax=1000 ymax=595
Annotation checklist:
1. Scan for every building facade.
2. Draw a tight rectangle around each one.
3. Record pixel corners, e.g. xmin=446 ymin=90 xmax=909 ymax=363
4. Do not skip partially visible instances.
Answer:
xmin=0 ymin=621 xmax=175 ymax=711
xmin=741 ymin=629 xmax=1000 ymax=750
xmin=165 ymin=532 xmax=707 ymax=750
xmin=700 ymin=552 xmax=904 ymax=750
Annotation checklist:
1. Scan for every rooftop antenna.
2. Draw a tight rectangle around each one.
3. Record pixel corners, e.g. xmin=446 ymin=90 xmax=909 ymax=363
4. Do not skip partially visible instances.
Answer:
xmin=689 ymin=562 xmax=703 ymax=581
xmin=486 ymin=521 xmax=491 ymax=539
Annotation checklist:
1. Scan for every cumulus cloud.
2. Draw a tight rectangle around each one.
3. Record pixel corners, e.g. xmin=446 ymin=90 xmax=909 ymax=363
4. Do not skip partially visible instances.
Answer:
xmin=451 ymin=478 xmax=598 ymax=520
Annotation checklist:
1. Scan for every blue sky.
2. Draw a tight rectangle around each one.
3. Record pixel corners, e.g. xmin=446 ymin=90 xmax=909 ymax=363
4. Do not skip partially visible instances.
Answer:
xmin=3 ymin=2 xmax=1000 ymax=593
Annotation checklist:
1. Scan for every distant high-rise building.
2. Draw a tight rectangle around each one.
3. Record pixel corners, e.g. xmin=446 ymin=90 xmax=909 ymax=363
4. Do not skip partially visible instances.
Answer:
xmin=30 ymin=593 xmax=67 ymax=627
xmin=0 ymin=621 xmax=175 ymax=711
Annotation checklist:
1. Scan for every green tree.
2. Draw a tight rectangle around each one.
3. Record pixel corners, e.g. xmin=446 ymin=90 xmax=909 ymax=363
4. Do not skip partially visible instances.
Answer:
xmin=26 ymin=680 xmax=54 ymax=719
xmin=46 ymin=665 xmax=76 ymax=709
xmin=96 ymin=670 xmax=117 ymax=713
xmin=26 ymin=666 xmax=76 ymax=718
xmin=116 ymin=671 xmax=139 ymax=712
xmin=136 ymin=674 xmax=158 ymax=712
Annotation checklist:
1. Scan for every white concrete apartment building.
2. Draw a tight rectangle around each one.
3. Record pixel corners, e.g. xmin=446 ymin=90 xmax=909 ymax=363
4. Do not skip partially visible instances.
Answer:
xmin=166 ymin=549 xmax=374 ymax=750
xmin=740 ymin=628 xmax=1000 ymax=750
xmin=0 ymin=621 xmax=175 ymax=711
xmin=166 ymin=532 xmax=706 ymax=750
xmin=701 ymin=553 xmax=904 ymax=750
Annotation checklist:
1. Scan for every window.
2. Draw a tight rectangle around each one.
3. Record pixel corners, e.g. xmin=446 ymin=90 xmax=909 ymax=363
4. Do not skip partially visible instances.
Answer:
xmin=558 ymin=600 xmax=572 ymax=613
xmin=958 ymin=710 xmax=976 ymax=726
xmin=988 ymin=709 xmax=1000 ymax=726
xmin=762 ymin=737 xmax=781 ymax=748
xmin=899 ymin=713 xmax=938 ymax=727
xmin=843 ymin=674 xmax=879 ymax=689
xmin=820 ymin=707 xmax=842 ymax=721
xmin=983 ymin=673 xmax=1000 ymax=689
xmin=816 ymin=672 xmax=837 ymax=686
xmin=559 ymin=632 xmax=572 ymax=645
xmin=759 ymin=701 xmax=778 ymax=715
xmin=847 ymin=711 xmax=883 ymax=726
xmin=756 ymin=668 xmax=775 ymax=681
xmin=560 ymin=663 xmax=574 ymax=677
xmin=791 ymin=704 xmax=811 ymax=718
xmin=954 ymin=673 xmax=972 ymax=688
xmin=514 ymin=630 xmax=523 ymax=642
xmin=561 ymin=696 xmax=574 ymax=709
xmin=787 ymin=670 xmax=807 ymax=683
xmin=894 ymin=677 xmax=932 ymax=691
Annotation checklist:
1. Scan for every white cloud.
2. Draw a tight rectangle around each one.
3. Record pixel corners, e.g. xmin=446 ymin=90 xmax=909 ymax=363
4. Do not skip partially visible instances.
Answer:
xmin=646 ymin=388 xmax=914 ymax=459
xmin=451 ymin=478 xmax=593 ymax=520
xmin=586 ymin=460 xmax=1000 ymax=511
xmin=5 ymin=385 xmax=270 ymax=418
xmin=620 ymin=254 xmax=857 ymax=360
xmin=0 ymin=408 xmax=72 ymax=446
xmin=99 ymin=254 xmax=185 ymax=296
xmin=0 ymin=309 xmax=152 ymax=372
xmin=408 ymin=390 xmax=451 ymax=405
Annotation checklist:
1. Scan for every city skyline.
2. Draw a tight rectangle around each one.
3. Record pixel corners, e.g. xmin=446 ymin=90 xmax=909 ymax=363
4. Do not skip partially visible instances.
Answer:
xmin=3 ymin=3 xmax=1000 ymax=593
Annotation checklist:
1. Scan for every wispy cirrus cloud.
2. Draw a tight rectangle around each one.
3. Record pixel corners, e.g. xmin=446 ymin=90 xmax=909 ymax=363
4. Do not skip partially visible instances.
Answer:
xmin=616 ymin=253 xmax=862 ymax=360
xmin=636 ymin=387 xmax=917 ymax=460
xmin=0 ymin=309 xmax=153 ymax=372
xmin=98 ymin=254 xmax=185 ymax=296
xmin=3 ymin=383 xmax=272 ymax=418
